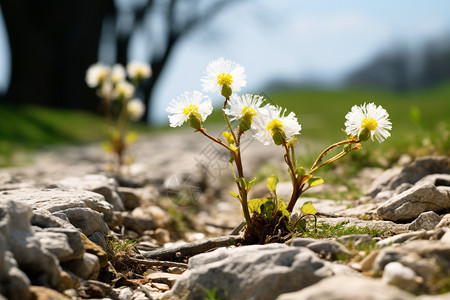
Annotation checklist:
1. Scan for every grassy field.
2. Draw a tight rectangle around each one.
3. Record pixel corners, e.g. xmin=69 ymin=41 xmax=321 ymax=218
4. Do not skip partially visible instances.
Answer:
xmin=206 ymin=82 xmax=450 ymax=167
xmin=0 ymin=103 xmax=152 ymax=166
xmin=1 ymin=82 xmax=449 ymax=167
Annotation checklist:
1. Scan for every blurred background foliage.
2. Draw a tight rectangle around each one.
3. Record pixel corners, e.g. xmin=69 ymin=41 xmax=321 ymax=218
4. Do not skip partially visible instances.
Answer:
xmin=0 ymin=0 xmax=449 ymax=167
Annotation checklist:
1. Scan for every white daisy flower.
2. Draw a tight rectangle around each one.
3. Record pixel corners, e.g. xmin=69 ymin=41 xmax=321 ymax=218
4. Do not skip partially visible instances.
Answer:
xmin=86 ymin=63 xmax=110 ymax=88
xmin=224 ymin=94 xmax=266 ymax=131
xmin=252 ymin=105 xmax=302 ymax=145
xmin=166 ymin=91 xmax=213 ymax=128
xmin=127 ymin=61 xmax=152 ymax=82
xmin=113 ymin=81 xmax=135 ymax=100
xmin=224 ymin=94 xmax=265 ymax=121
xmin=111 ymin=64 xmax=126 ymax=84
xmin=201 ymin=57 xmax=246 ymax=95
xmin=344 ymin=102 xmax=392 ymax=143
xmin=127 ymin=99 xmax=145 ymax=121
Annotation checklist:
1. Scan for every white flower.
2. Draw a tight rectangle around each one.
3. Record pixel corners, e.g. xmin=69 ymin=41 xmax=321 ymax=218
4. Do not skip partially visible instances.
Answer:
xmin=127 ymin=61 xmax=152 ymax=81
xmin=344 ymin=102 xmax=392 ymax=143
xmin=127 ymin=99 xmax=145 ymax=121
xmin=86 ymin=63 xmax=110 ymax=88
xmin=113 ymin=81 xmax=135 ymax=99
xmin=201 ymin=57 xmax=246 ymax=95
xmin=111 ymin=64 xmax=126 ymax=84
xmin=252 ymin=105 xmax=302 ymax=145
xmin=224 ymin=94 xmax=265 ymax=121
xmin=166 ymin=91 xmax=213 ymax=127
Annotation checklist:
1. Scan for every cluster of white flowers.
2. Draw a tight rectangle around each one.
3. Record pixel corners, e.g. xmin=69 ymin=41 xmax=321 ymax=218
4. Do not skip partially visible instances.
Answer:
xmin=86 ymin=61 xmax=151 ymax=121
xmin=166 ymin=57 xmax=391 ymax=144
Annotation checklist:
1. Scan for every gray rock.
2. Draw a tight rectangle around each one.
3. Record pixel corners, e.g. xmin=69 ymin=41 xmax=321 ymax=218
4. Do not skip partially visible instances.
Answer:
xmin=377 ymin=231 xmax=431 ymax=248
xmin=276 ymin=275 xmax=415 ymax=300
xmin=0 ymin=188 xmax=113 ymax=215
xmin=88 ymin=231 xmax=107 ymax=251
xmin=0 ymin=200 xmax=62 ymax=289
xmin=415 ymin=174 xmax=450 ymax=187
xmin=373 ymin=240 xmax=450 ymax=293
xmin=53 ymin=207 xmax=108 ymax=237
xmin=377 ymin=183 xmax=450 ymax=222
xmin=367 ymin=156 xmax=450 ymax=198
xmin=31 ymin=208 xmax=76 ymax=229
xmin=117 ymin=186 xmax=141 ymax=210
xmin=382 ymin=262 xmax=422 ymax=292
xmin=336 ymin=234 xmax=373 ymax=247
xmin=62 ymin=253 xmax=100 ymax=280
xmin=56 ymin=174 xmax=127 ymax=211
xmin=164 ymin=244 xmax=358 ymax=300
xmin=408 ymin=211 xmax=442 ymax=231
xmin=436 ymin=213 xmax=450 ymax=229
xmin=0 ymin=232 xmax=31 ymax=300
xmin=34 ymin=227 xmax=84 ymax=261
xmin=305 ymin=240 xmax=354 ymax=260
xmin=289 ymin=237 xmax=317 ymax=247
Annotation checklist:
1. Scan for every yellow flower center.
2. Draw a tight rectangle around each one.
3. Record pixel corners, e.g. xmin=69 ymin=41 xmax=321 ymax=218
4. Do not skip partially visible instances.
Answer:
xmin=266 ymin=119 xmax=283 ymax=131
xmin=361 ymin=117 xmax=378 ymax=131
xmin=183 ymin=104 xmax=199 ymax=116
xmin=242 ymin=106 xmax=257 ymax=118
xmin=217 ymin=73 xmax=233 ymax=86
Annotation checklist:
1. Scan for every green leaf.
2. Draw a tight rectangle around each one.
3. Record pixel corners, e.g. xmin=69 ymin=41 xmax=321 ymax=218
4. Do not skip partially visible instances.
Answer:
xmin=247 ymin=198 xmax=272 ymax=215
xmin=229 ymin=191 xmax=240 ymax=201
xmin=295 ymin=167 xmax=306 ymax=177
xmin=236 ymin=177 xmax=248 ymax=190
xmin=309 ymin=176 xmax=324 ymax=187
xmin=266 ymin=175 xmax=279 ymax=194
xmin=248 ymin=177 xmax=257 ymax=189
xmin=301 ymin=201 xmax=317 ymax=215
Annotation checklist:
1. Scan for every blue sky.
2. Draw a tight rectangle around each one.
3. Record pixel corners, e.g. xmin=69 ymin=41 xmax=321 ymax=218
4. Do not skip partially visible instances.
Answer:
xmin=1 ymin=0 xmax=450 ymax=123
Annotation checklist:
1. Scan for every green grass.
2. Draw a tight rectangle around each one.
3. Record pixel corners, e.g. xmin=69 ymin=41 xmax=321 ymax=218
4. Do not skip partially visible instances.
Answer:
xmin=0 ymin=103 xmax=152 ymax=167
xmin=299 ymin=221 xmax=386 ymax=239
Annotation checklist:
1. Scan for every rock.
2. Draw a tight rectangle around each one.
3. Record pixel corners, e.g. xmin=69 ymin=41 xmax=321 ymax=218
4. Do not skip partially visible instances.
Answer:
xmin=373 ymin=240 xmax=450 ymax=293
xmin=0 ymin=200 xmax=62 ymax=289
xmin=31 ymin=208 xmax=76 ymax=230
xmin=408 ymin=211 xmax=442 ymax=231
xmin=80 ymin=233 xmax=108 ymax=268
xmin=377 ymin=183 xmax=450 ymax=222
xmin=117 ymin=186 xmax=141 ymax=210
xmin=163 ymin=244 xmax=358 ymax=300
xmin=276 ymin=275 xmax=416 ymax=300
xmin=367 ymin=156 xmax=450 ymax=198
xmin=122 ymin=213 xmax=156 ymax=234
xmin=33 ymin=228 xmax=84 ymax=262
xmin=62 ymin=253 xmax=100 ymax=280
xmin=53 ymin=207 xmax=109 ymax=237
xmin=415 ymin=174 xmax=450 ymax=187
xmin=29 ymin=286 xmax=68 ymax=300
xmin=289 ymin=237 xmax=317 ymax=247
xmin=318 ymin=217 xmax=409 ymax=233
xmin=377 ymin=231 xmax=431 ymax=248
xmin=305 ymin=240 xmax=354 ymax=260
xmin=436 ymin=213 xmax=450 ymax=229
xmin=336 ymin=234 xmax=373 ymax=247
xmin=55 ymin=174 xmax=125 ymax=210
xmin=78 ymin=280 xmax=116 ymax=299
xmin=382 ymin=262 xmax=422 ymax=292
xmin=0 ymin=249 xmax=31 ymax=300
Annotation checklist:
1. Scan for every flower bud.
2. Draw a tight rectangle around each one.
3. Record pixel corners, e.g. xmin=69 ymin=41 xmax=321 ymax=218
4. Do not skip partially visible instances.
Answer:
xmin=223 ymin=131 xmax=235 ymax=145
xmin=221 ymin=84 xmax=232 ymax=98
xmin=238 ymin=116 xmax=252 ymax=132
xmin=189 ymin=112 xmax=202 ymax=130
xmin=358 ymin=127 xmax=371 ymax=142
xmin=271 ymin=129 xmax=285 ymax=146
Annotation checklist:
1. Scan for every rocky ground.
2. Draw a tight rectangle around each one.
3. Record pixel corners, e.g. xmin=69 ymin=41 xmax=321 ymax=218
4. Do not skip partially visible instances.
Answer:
xmin=0 ymin=129 xmax=449 ymax=300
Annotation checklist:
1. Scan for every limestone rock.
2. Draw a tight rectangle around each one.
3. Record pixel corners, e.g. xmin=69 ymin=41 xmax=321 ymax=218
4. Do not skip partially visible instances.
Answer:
xmin=305 ymin=240 xmax=354 ymax=260
xmin=33 ymin=228 xmax=83 ymax=262
xmin=276 ymin=275 xmax=415 ymax=300
xmin=367 ymin=156 xmax=450 ymax=198
xmin=0 ymin=200 xmax=62 ymax=289
xmin=62 ymin=253 xmax=100 ymax=280
xmin=382 ymin=262 xmax=422 ymax=292
xmin=408 ymin=211 xmax=442 ymax=231
xmin=164 ymin=244 xmax=358 ymax=300
xmin=377 ymin=183 xmax=450 ymax=222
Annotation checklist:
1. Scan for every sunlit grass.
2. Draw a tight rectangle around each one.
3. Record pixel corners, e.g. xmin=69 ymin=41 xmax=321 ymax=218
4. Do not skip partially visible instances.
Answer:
xmin=0 ymin=103 xmax=152 ymax=166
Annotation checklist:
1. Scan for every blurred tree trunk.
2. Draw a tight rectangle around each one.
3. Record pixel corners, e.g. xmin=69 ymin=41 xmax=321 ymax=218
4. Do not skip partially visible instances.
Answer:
xmin=0 ymin=0 xmax=114 ymax=112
